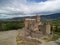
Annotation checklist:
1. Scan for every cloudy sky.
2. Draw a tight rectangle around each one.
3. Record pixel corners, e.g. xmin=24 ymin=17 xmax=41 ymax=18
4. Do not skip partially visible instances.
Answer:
xmin=0 ymin=0 xmax=60 ymax=19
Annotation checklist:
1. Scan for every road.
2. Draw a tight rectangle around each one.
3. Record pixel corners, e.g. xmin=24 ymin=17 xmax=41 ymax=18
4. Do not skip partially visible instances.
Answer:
xmin=0 ymin=30 xmax=18 ymax=45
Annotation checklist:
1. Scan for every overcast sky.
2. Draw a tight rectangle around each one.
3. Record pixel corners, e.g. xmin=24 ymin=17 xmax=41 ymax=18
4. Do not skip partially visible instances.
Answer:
xmin=0 ymin=0 xmax=60 ymax=19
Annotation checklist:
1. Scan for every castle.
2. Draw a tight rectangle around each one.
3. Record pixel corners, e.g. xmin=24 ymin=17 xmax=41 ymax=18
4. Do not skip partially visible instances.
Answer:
xmin=24 ymin=15 xmax=52 ymax=38
xmin=17 ymin=15 xmax=53 ymax=45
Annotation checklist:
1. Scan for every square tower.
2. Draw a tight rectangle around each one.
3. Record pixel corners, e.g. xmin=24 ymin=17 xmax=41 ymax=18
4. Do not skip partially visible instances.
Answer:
xmin=36 ymin=15 xmax=41 ymax=23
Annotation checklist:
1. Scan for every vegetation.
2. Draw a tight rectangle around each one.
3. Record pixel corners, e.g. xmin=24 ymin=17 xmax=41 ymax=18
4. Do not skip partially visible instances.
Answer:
xmin=0 ymin=21 xmax=24 ymax=31
xmin=42 ymin=19 xmax=60 ymax=41
xmin=51 ymin=25 xmax=60 ymax=41
xmin=44 ymin=19 xmax=60 ymax=41
xmin=0 ymin=18 xmax=60 ymax=41
xmin=46 ymin=19 xmax=60 ymax=25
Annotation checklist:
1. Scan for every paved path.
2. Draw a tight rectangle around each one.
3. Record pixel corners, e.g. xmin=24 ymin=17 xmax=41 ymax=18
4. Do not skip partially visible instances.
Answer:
xmin=0 ymin=30 xmax=18 ymax=45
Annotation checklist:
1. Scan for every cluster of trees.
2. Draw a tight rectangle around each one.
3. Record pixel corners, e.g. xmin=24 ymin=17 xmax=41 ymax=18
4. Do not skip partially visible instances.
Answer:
xmin=51 ymin=25 xmax=60 ymax=32
xmin=51 ymin=25 xmax=60 ymax=41
xmin=0 ymin=21 xmax=24 ymax=31
xmin=45 ymin=19 xmax=60 ymax=41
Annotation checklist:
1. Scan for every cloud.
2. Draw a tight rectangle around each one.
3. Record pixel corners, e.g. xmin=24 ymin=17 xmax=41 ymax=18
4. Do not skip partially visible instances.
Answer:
xmin=0 ymin=0 xmax=60 ymax=19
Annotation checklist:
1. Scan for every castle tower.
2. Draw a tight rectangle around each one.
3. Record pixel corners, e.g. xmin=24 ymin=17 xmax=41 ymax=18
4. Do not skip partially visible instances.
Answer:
xmin=45 ymin=23 xmax=51 ymax=35
xmin=36 ymin=15 xmax=40 ymax=23
xmin=24 ymin=19 xmax=29 ymax=29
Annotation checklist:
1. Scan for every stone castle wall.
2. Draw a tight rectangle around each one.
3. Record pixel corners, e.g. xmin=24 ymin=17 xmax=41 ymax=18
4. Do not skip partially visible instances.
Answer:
xmin=24 ymin=15 xmax=51 ymax=38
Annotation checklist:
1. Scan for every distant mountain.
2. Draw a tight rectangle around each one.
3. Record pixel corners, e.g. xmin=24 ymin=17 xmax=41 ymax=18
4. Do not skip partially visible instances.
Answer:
xmin=9 ymin=16 xmax=35 ymax=21
xmin=0 ymin=13 xmax=60 ymax=21
xmin=11 ymin=13 xmax=60 ymax=20
xmin=41 ymin=13 xmax=60 ymax=19
xmin=0 ymin=16 xmax=35 ymax=21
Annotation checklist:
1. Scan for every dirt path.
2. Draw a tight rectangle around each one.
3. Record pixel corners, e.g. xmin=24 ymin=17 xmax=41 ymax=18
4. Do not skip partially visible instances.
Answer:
xmin=1 ymin=29 xmax=59 ymax=45
xmin=27 ymin=36 xmax=60 ymax=45
xmin=0 ymin=30 xmax=18 ymax=45
xmin=40 ymin=39 xmax=60 ymax=45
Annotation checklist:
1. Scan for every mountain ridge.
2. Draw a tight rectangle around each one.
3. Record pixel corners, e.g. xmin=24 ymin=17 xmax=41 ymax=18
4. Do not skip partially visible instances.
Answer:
xmin=41 ymin=13 xmax=60 ymax=19
xmin=0 ymin=13 xmax=60 ymax=21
